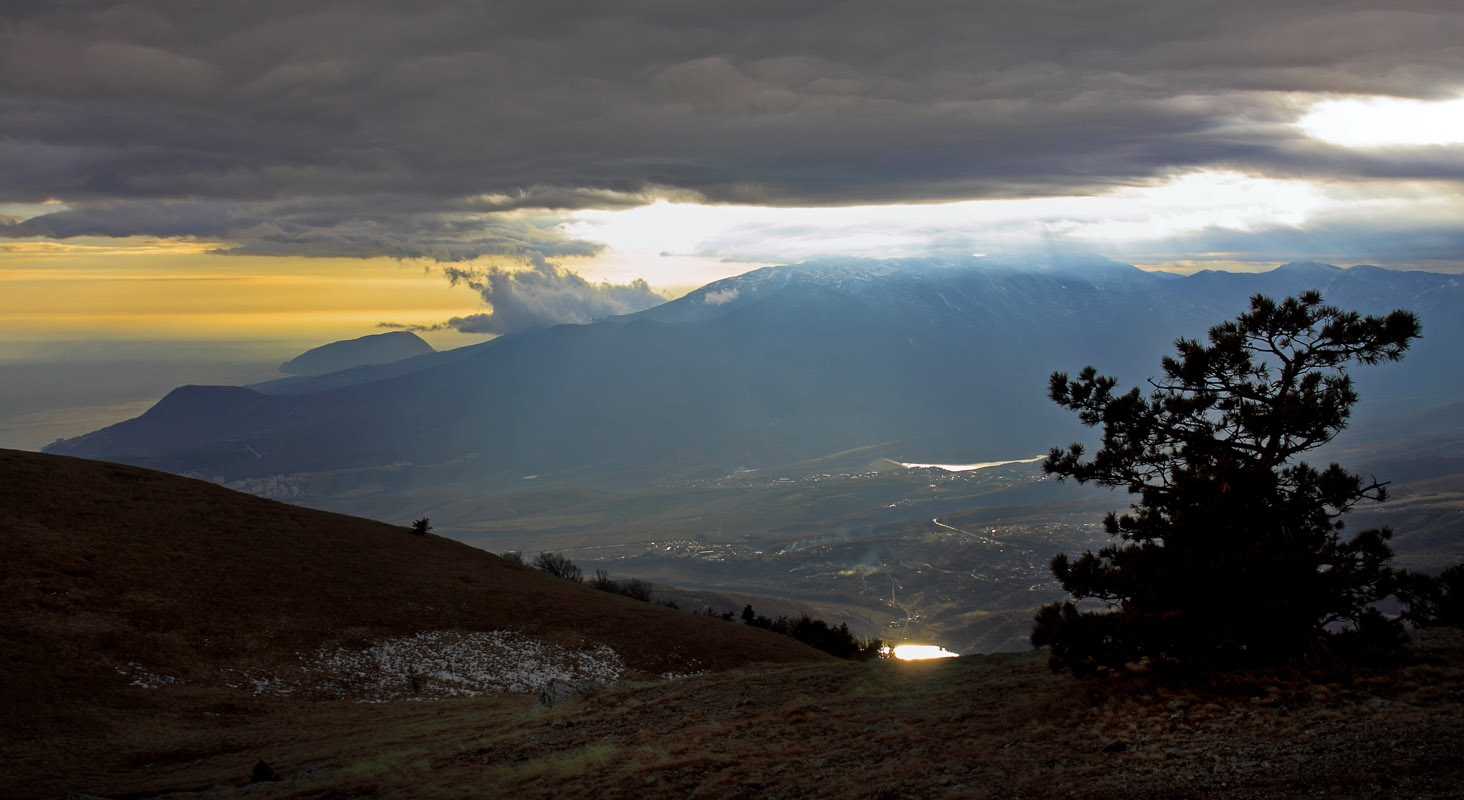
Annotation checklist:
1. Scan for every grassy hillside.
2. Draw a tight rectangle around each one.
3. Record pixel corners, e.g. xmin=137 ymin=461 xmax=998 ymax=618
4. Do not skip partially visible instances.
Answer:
xmin=0 ymin=450 xmax=828 ymax=750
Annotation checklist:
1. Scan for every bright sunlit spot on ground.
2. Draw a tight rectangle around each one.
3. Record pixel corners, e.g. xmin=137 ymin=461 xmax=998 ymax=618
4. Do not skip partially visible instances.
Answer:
xmin=887 ymin=645 xmax=960 ymax=660
xmin=1298 ymin=95 xmax=1464 ymax=147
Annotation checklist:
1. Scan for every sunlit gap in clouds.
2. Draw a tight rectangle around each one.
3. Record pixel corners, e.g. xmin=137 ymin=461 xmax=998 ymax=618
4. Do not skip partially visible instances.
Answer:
xmin=564 ymin=170 xmax=1331 ymax=278
xmin=1298 ymin=94 xmax=1464 ymax=147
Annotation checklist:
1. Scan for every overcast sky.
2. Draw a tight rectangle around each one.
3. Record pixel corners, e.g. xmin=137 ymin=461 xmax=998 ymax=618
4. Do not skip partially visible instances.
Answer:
xmin=2 ymin=0 xmax=1463 ymax=339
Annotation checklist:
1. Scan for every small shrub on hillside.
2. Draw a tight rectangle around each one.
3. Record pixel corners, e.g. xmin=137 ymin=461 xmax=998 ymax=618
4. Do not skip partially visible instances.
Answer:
xmin=738 ymin=604 xmax=885 ymax=660
xmin=619 ymin=578 xmax=654 ymax=602
xmin=410 ymin=517 xmax=431 ymax=536
xmin=1396 ymin=563 xmax=1464 ymax=628
xmin=584 ymin=569 xmax=655 ymax=601
xmin=501 ymin=550 xmax=524 ymax=565
xmin=591 ymin=569 xmax=620 ymax=593
xmin=533 ymin=551 xmax=584 ymax=582
xmin=1436 ymin=564 xmax=1464 ymax=626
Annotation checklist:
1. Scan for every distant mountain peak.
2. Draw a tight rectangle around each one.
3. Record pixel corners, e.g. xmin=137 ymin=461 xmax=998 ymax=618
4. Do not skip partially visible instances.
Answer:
xmin=664 ymin=255 xmax=1147 ymax=314
xmin=1272 ymin=260 xmax=1344 ymax=275
xmin=280 ymin=330 xmax=435 ymax=376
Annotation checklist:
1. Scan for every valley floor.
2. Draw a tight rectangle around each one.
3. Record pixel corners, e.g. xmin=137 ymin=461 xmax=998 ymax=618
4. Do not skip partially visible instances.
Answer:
xmin=9 ymin=633 xmax=1464 ymax=800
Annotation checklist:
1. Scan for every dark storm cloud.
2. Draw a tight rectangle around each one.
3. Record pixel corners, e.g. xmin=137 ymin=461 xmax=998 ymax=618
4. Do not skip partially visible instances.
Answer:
xmin=380 ymin=257 xmax=666 ymax=334
xmin=1 ymin=196 xmax=603 ymax=261
xmin=2 ymin=0 xmax=1462 ymax=258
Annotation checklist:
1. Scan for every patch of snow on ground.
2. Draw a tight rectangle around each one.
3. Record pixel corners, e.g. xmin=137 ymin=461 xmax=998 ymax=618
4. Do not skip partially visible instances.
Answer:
xmin=303 ymin=630 xmax=624 ymax=701
xmin=117 ymin=661 xmax=179 ymax=689
xmin=219 ymin=667 xmax=299 ymax=695
xmin=658 ymin=670 xmax=707 ymax=681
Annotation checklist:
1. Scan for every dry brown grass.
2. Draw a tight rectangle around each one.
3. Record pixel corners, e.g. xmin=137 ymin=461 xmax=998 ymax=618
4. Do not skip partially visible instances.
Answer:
xmin=15 ymin=645 xmax=1459 ymax=799
xmin=402 ymin=645 xmax=1462 ymax=800
xmin=0 ymin=449 xmax=826 ymax=793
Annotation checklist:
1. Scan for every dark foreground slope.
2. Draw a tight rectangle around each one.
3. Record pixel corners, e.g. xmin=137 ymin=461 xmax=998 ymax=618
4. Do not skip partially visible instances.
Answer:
xmin=0 ymin=450 xmax=829 ymax=789
xmin=11 ymin=636 xmax=1464 ymax=799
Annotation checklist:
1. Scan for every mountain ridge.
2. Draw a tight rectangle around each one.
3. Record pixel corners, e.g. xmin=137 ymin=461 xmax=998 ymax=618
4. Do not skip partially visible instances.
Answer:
xmin=278 ymin=330 xmax=435 ymax=376
xmin=45 ymin=257 xmax=1464 ymax=494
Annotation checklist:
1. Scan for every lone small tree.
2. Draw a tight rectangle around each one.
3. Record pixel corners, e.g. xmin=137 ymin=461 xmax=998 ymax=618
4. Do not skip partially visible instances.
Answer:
xmin=1033 ymin=292 xmax=1421 ymax=673
xmin=410 ymin=517 xmax=431 ymax=536
xmin=532 ymin=551 xmax=584 ymax=582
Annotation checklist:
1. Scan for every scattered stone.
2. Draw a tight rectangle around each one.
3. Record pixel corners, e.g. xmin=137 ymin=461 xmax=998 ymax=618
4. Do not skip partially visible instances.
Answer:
xmin=530 ymin=678 xmax=600 ymax=713
xmin=250 ymin=759 xmax=280 ymax=783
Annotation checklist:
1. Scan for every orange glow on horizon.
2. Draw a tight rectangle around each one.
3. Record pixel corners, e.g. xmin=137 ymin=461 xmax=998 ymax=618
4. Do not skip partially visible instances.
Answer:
xmin=0 ymin=240 xmax=490 ymax=348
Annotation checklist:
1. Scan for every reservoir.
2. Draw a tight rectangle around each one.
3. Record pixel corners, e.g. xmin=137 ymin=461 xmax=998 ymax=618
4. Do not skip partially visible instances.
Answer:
xmin=899 ymin=455 xmax=1044 ymax=472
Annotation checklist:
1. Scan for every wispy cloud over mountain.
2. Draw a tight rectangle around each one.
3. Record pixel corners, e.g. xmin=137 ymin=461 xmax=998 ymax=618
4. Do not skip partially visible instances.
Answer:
xmin=382 ymin=257 xmax=665 ymax=334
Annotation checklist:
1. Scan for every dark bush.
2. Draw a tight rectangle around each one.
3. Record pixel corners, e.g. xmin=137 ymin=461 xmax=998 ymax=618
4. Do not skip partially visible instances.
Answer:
xmin=532 ymin=551 xmax=583 ymax=582
xmin=1435 ymin=564 xmax=1464 ymax=626
xmin=619 ymin=578 xmax=654 ymax=602
xmin=251 ymin=760 xmax=279 ymax=783
xmin=591 ymin=568 xmax=619 ymax=593
xmin=738 ymin=604 xmax=884 ymax=660
xmin=1396 ymin=563 xmax=1464 ymax=628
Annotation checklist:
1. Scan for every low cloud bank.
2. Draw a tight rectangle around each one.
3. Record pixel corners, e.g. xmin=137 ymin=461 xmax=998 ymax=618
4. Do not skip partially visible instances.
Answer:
xmin=0 ymin=197 xmax=603 ymax=263
xmin=383 ymin=256 xmax=666 ymax=335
